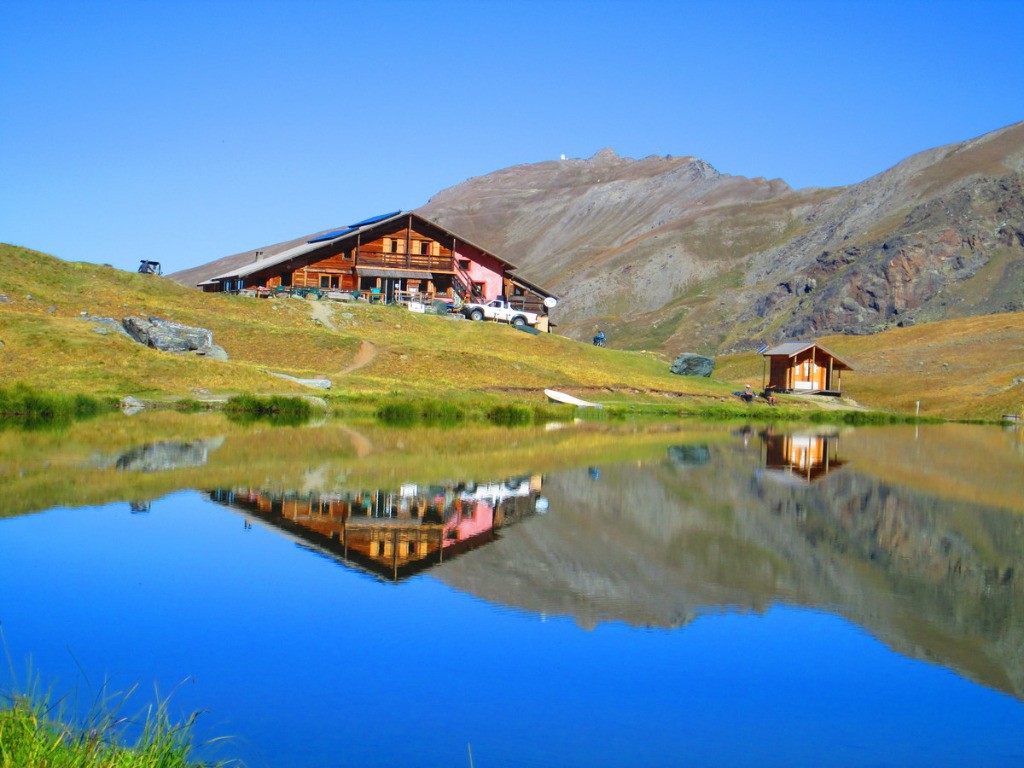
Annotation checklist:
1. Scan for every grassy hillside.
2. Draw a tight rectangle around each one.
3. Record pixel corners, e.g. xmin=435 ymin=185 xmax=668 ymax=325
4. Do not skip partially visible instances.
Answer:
xmin=714 ymin=312 xmax=1024 ymax=420
xmin=4 ymin=243 xmax=1021 ymax=419
xmin=0 ymin=244 xmax=728 ymax=405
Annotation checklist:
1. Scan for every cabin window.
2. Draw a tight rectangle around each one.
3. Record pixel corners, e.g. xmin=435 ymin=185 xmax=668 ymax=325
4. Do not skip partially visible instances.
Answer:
xmin=458 ymin=259 xmax=471 ymax=270
xmin=320 ymin=276 xmax=330 ymax=288
xmin=419 ymin=240 xmax=430 ymax=255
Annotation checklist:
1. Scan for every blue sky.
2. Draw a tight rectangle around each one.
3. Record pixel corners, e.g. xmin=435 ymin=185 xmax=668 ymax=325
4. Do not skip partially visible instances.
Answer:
xmin=2 ymin=0 xmax=1022 ymax=274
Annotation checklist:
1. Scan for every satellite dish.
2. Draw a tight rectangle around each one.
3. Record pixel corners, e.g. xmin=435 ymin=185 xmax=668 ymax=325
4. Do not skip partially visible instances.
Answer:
xmin=543 ymin=296 xmax=558 ymax=308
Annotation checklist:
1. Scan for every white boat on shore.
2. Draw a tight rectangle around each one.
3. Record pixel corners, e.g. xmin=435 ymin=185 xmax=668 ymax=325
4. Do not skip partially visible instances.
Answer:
xmin=544 ymin=389 xmax=603 ymax=409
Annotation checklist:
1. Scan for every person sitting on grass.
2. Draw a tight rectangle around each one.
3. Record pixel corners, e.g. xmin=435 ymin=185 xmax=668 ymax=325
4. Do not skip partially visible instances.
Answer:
xmin=764 ymin=386 xmax=777 ymax=406
xmin=740 ymin=385 xmax=755 ymax=403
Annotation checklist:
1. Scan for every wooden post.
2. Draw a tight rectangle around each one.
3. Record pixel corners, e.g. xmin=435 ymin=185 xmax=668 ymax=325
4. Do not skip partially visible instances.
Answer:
xmin=406 ymin=214 xmax=413 ymax=269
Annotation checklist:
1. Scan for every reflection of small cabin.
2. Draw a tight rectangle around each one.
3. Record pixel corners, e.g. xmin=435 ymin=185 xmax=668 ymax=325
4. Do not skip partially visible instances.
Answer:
xmin=763 ymin=341 xmax=852 ymax=395
xmin=762 ymin=432 xmax=844 ymax=483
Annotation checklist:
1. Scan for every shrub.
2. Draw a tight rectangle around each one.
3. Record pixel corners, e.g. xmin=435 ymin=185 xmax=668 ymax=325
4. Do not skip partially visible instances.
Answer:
xmin=377 ymin=398 xmax=466 ymax=426
xmin=486 ymin=404 xmax=533 ymax=426
xmin=0 ymin=384 xmax=106 ymax=427
xmin=225 ymin=394 xmax=313 ymax=425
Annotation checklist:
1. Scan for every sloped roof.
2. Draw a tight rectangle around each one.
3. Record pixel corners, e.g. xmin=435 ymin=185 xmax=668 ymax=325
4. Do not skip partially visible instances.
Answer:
xmin=205 ymin=240 xmax=339 ymax=283
xmin=184 ymin=210 xmax=557 ymax=300
xmin=763 ymin=341 xmax=853 ymax=370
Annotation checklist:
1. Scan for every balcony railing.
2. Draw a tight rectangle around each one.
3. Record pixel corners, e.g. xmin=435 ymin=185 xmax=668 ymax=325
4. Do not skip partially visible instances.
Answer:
xmin=356 ymin=253 xmax=455 ymax=272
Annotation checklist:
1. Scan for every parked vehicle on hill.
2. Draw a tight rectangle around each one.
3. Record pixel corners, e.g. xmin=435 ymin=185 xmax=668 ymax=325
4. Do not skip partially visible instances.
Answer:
xmin=461 ymin=298 xmax=540 ymax=328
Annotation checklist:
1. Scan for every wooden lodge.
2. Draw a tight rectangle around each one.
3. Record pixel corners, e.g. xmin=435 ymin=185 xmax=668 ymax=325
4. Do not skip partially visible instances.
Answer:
xmin=198 ymin=211 xmax=557 ymax=326
xmin=762 ymin=341 xmax=853 ymax=395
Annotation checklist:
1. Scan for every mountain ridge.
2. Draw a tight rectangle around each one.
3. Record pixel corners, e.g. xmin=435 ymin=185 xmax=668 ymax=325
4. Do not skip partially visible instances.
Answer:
xmin=418 ymin=121 xmax=1024 ymax=354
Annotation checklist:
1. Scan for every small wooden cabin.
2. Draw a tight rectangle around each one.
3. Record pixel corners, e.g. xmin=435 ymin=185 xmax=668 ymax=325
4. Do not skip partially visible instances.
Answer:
xmin=762 ymin=341 xmax=852 ymax=395
xmin=197 ymin=211 xmax=557 ymax=326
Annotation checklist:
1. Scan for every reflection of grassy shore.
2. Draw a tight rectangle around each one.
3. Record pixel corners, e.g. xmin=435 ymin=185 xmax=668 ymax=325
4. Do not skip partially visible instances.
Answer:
xmin=0 ymin=412 xmax=730 ymax=520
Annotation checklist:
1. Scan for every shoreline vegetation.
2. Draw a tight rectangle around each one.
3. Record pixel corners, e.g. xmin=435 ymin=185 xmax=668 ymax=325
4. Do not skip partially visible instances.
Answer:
xmin=0 ymin=385 xmax=963 ymax=429
xmin=0 ymin=682 xmax=231 ymax=768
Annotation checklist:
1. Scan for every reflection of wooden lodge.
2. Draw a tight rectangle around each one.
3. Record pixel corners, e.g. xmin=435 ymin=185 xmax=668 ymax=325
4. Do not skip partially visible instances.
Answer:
xmin=761 ymin=432 xmax=844 ymax=483
xmin=208 ymin=477 xmax=543 ymax=581
xmin=762 ymin=341 xmax=852 ymax=395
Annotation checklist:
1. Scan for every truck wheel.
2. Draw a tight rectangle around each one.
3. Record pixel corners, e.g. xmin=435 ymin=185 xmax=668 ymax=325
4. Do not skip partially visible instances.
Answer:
xmin=511 ymin=315 xmax=527 ymax=327
xmin=469 ymin=309 xmax=484 ymax=321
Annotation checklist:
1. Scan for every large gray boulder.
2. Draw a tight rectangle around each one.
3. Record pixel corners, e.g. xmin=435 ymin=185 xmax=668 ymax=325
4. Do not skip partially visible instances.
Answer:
xmin=670 ymin=352 xmax=715 ymax=377
xmin=122 ymin=316 xmax=229 ymax=359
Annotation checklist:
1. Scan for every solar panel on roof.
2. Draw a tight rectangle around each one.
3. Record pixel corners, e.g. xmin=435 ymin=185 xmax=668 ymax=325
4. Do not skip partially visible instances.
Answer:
xmin=349 ymin=210 xmax=402 ymax=228
xmin=307 ymin=226 xmax=357 ymax=244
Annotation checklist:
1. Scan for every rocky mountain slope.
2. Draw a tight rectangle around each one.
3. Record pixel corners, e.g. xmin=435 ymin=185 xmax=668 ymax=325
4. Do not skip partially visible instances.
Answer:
xmin=419 ymin=122 xmax=1024 ymax=354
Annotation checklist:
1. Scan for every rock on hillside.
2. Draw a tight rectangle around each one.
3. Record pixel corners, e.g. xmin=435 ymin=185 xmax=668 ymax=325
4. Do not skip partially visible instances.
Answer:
xmin=420 ymin=123 xmax=1024 ymax=354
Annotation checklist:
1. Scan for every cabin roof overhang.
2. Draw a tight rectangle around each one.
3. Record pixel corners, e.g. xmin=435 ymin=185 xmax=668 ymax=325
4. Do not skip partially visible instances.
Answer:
xmin=763 ymin=341 xmax=853 ymax=370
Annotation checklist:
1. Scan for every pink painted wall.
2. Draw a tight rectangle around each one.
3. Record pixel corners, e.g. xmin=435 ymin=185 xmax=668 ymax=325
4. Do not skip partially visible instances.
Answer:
xmin=455 ymin=241 xmax=507 ymax=300
xmin=443 ymin=501 xmax=495 ymax=547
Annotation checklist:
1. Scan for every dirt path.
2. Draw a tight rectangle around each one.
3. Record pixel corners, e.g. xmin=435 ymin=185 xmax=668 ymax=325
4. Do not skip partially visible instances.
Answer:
xmin=308 ymin=301 xmax=378 ymax=376
xmin=337 ymin=340 xmax=377 ymax=375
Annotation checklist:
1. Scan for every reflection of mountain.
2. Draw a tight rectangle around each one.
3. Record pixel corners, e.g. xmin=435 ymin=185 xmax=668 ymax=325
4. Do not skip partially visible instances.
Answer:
xmin=435 ymin=444 xmax=1024 ymax=699
xmin=207 ymin=476 xmax=544 ymax=581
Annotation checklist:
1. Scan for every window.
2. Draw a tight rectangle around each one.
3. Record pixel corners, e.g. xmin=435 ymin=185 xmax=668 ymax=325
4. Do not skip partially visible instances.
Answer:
xmin=320 ymin=276 xmax=330 ymax=288
xmin=458 ymin=259 xmax=471 ymax=270
xmin=419 ymin=240 xmax=430 ymax=255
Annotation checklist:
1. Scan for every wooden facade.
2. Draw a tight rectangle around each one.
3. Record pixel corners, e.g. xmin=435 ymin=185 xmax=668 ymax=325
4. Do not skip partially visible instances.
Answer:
xmin=762 ymin=341 xmax=853 ymax=395
xmin=199 ymin=212 xmax=557 ymax=317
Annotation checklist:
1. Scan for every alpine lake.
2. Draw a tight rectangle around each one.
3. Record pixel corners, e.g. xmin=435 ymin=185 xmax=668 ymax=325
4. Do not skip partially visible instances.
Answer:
xmin=1 ymin=413 xmax=1023 ymax=768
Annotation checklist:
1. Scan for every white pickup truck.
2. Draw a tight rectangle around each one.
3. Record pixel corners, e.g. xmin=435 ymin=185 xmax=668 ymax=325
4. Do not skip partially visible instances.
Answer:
xmin=461 ymin=299 xmax=540 ymax=328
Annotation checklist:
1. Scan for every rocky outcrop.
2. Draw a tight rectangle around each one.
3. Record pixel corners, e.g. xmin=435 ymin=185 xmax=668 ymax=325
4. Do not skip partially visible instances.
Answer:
xmin=669 ymin=352 xmax=715 ymax=376
xmin=267 ymin=371 xmax=332 ymax=389
xmin=122 ymin=316 xmax=229 ymax=359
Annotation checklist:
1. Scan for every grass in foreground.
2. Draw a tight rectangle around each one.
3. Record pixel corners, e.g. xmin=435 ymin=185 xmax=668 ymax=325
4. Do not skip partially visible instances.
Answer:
xmin=0 ymin=684 xmax=233 ymax=768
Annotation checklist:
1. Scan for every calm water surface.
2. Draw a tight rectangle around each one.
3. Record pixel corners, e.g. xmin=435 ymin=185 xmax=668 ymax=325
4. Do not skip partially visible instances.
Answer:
xmin=1 ymin=419 xmax=1022 ymax=767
